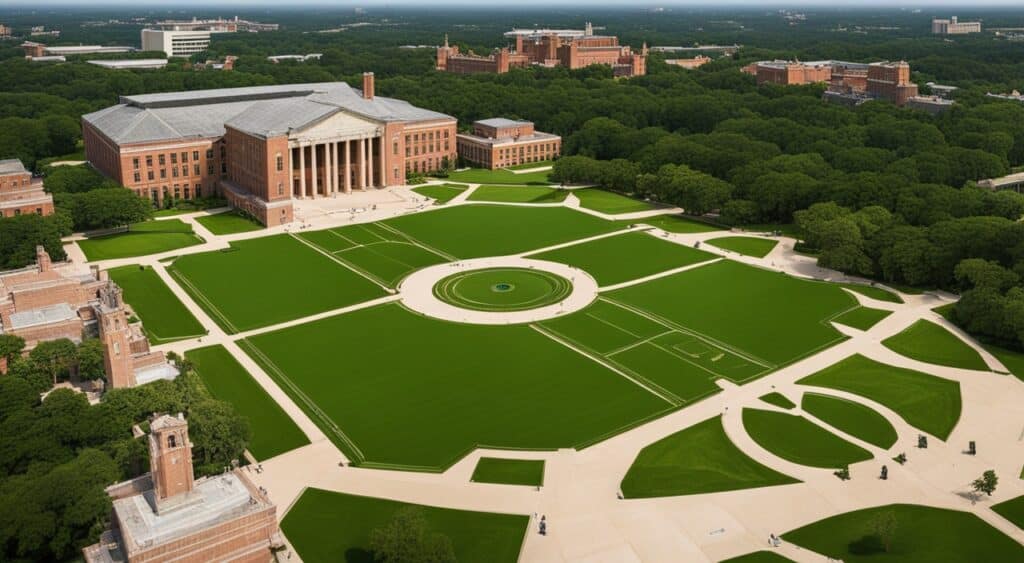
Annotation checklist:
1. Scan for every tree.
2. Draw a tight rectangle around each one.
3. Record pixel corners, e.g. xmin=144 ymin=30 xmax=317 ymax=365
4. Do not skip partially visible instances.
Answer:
xmin=57 ymin=188 xmax=153 ymax=231
xmin=76 ymin=339 xmax=106 ymax=381
xmin=868 ymin=510 xmax=898 ymax=553
xmin=29 ymin=338 xmax=78 ymax=385
xmin=369 ymin=506 xmax=457 ymax=563
xmin=0 ymin=334 xmax=26 ymax=365
xmin=187 ymin=398 xmax=251 ymax=475
xmin=972 ymin=470 xmax=998 ymax=497
xmin=954 ymin=259 xmax=1020 ymax=292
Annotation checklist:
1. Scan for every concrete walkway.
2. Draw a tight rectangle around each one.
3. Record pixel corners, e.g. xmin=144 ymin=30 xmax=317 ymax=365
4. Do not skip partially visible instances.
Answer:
xmin=66 ymin=188 xmax=1024 ymax=562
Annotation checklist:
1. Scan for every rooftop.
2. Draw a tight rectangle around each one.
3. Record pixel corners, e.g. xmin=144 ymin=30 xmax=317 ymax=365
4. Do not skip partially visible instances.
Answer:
xmin=458 ymin=131 xmax=560 ymax=147
xmin=476 ymin=117 xmax=532 ymax=129
xmin=0 ymin=159 xmax=27 ymax=175
xmin=8 ymin=302 xmax=77 ymax=331
xmin=87 ymin=59 xmax=168 ymax=69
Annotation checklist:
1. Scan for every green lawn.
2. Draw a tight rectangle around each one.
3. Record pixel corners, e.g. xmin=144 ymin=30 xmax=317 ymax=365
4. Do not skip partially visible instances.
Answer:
xmin=983 ymin=343 xmax=1024 ymax=382
xmin=383 ymin=205 xmax=620 ymax=259
xmin=282 ymin=488 xmax=528 ymax=563
xmin=168 ymin=235 xmax=386 ymax=333
xmin=882 ymin=320 xmax=988 ymax=371
xmin=742 ymin=408 xmax=873 ymax=468
xmin=471 ymin=458 xmax=545 ymax=487
xmin=573 ymin=189 xmax=655 ymax=214
xmin=528 ymin=231 xmax=716 ymax=286
xmin=468 ymin=185 xmax=569 ymax=204
xmin=412 ymin=183 xmax=467 ymax=204
xmin=720 ymin=551 xmax=794 ymax=563
xmin=706 ymin=236 xmax=779 ymax=258
xmin=784 ymin=504 xmax=1024 ymax=562
xmin=620 ymin=415 xmax=799 ymax=498
xmin=992 ymin=494 xmax=1024 ymax=531
xmin=797 ymin=354 xmax=961 ymax=440
xmin=759 ymin=392 xmax=796 ymax=410
xmin=506 ymin=160 xmax=552 ymax=170
xmin=801 ymin=393 xmax=898 ymax=449
xmin=445 ymin=167 xmax=551 ymax=185
xmin=607 ymin=260 xmax=856 ymax=367
xmin=185 ymin=345 xmax=309 ymax=460
xmin=839 ymin=283 xmax=904 ymax=303
xmin=620 ymin=214 xmax=723 ymax=233
xmin=194 ymin=211 xmax=263 ymax=235
xmin=932 ymin=302 xmax=955 ymax=319
xmin=241 ymin=303 xmax=673 ymax=470
xmin=832 ymin=307 xmax=892 ymax=331
xmin=78 ymin=219 xmax=203 ymax=261
xmin=105 ymin=265 xmax=206 ymax=344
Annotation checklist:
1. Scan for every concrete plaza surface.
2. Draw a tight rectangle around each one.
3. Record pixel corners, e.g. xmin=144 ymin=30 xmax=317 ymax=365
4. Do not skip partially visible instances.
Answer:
xmin=69 ymin=184 xmax=1024 ymax=562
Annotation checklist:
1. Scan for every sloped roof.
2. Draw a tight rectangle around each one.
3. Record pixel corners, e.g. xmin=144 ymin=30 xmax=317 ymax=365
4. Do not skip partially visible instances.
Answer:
xmin=85 ymin=82 xmax=453 ymax=144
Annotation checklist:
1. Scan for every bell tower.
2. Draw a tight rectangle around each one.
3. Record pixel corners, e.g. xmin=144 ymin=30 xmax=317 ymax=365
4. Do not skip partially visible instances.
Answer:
xmin=97 ymin=282 xmax=135 ymax=388
xmin=149 ymin=414 xmax=195 ymax=510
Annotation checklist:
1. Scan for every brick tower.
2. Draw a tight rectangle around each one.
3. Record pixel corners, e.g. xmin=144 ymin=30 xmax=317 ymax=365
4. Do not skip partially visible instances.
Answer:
xmin=149 ymin=414 xmax=196 ymax=510
xmin=97 ymin=282 xmax=136 ymax=388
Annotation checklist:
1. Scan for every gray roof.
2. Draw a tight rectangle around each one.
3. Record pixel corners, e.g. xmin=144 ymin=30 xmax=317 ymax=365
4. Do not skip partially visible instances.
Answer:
xmin=9 ymin=303 xmax=77 ymax=331
xmin=0 ymin=159 xmax=27 ymax=175
xmin=85 ymin=82 xmax=454 ymax=145
xmin=476 ymin=118 xmax=532 ymax=128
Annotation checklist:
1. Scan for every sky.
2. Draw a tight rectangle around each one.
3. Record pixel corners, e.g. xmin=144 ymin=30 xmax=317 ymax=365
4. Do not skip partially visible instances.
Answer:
xmin=4 ymin=1 xmax=1024 ymax=6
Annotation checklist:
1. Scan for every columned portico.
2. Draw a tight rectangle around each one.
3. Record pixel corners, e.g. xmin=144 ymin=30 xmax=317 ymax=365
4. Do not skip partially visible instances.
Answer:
xmin=287 ymin=110 xmax=386 ymax=198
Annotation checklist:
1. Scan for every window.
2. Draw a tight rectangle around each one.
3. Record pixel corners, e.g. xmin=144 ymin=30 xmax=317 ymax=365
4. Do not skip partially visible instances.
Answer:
xmin=405 ymin=146 xmax=411 ymax=157
xmin=276 ymin=153 xmax=283 ymax=172
xmin=184 ymin=186 xmax=191 ymax=199
xmin=181 ymin=151 xmax=188 ymax=162
xmin=277 ymin=182 xmax=284 ymax=196
xmin=393 ymin=142 xmax=398 ymax=156
xmin=208 ymin=164 xmax=214 ymax=175
xmin=170 ymin=153 xmax=177 ymax=164
xmin=146 ymin=155 xmax=153 ymax=167
xmin=148 ymin=171 xmax=154 ymax=181
xmin=172 ymin=167 xmax=179 ymax=178
xmin=193 ymin=151 xmax=200 ymax=161
xmin=194 ymin=164 xmax=200 ymax=176
xmin=133 ymin=172 xmax=141 ymax=182
xmin=168 ymin=435 xmax=176 ymax=448
xmin=132 ymin=158 xmax=139 ymax=169
xmin=160 ymin=169 xmax=167 ymax=179
xmin=158 ymin=154 xmax=165 ymax=165
xmin=206 ymin=149 xmax=213 ymax=159
xmin=182 ymin=165 xmax=189 ymax=177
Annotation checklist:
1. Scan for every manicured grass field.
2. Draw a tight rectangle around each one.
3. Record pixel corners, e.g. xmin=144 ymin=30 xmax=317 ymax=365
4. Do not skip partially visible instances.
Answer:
xmin=168 ymin=235 xmax=386 ymax=333
xmin=185 ymin=345 xmax=309 ymax=460
xmin=383 ymin=205 xmax=621 ymax=259
xmin=839 ymin=283 xmax=903 ymax=303
xmin=433 ymin=267 xmax=571 ymax=312
xmin=299 ymin=222 xmax=450 ymax=287
xmin=573 ymin=189 xmax=655 ymax=214
xmin=106 ymin=265 xmax=206 ymax=343
xmin=607 ymin=260 xmax=855 ymax=367
xmin=832 ymin=307 xmax=892 ymax=331
xmin=445 ymin=167 xmax=551 ymax=185
xmin=78 ymin=219 xmax=203 ymax=261
xmin=620 ymin=214 xmax=723 ymax=233
xmin=529 ymin=231 xmax=716 ymax=286
xmin=241 ymin=303 xmax=673 ymax=470
xmin=412 ymin=183 xmax=466 ymax=204
xmin=992 ymin=494 xmax=1024 ymax=531
xmin=742 ymin=408 xmax=873 ymax=468
xmin=538 ymin=298 xmax=764 ymax=403
xmin=706 ymin=236 xmax=779 ymax=258
xmin=759 ymin=392 xmax=795 ymax=410
xmin=282 ymin=488 xmax=528 ymax=563
xmin=468 ymin=185 xmax=568 ymax=204
xmin=471 ymin=458 xmax=545 ymax=487
xmin=784 ymin=504 xmax=1024 ymax=562
xmin=882 ymin=320 xmax=988 ymax=371
xmin=506 ymin=160 xmax=552 ymax=170
xmin=721 ymin=551 xmax=794 ymax=563
xmin=620 ymin=416 xmax=799 ymax=498
xmin=983 ymin=343 xmax=1024 ymax=382
xmin=801 ymin=393 xmax=897 ymax=449
xmin=797 ymin=354 xmax=961 ymax=440
xmin=194 ymin=210 xmax=263 ymax=235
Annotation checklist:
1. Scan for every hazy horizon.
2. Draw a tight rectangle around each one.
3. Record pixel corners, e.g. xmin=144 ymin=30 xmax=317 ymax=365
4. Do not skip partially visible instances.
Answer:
xmin=2 ymin=1 xmax=1024 ymax=8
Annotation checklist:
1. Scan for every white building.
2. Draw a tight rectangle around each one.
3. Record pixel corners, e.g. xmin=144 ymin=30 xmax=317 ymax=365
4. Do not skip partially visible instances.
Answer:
xmin=141 ymin=29 xmax=211 ymax=57
xmin=932 ymin=17 xmax=981 ymax=35
xmin=88 ymin=59 xmax=168 ymax=70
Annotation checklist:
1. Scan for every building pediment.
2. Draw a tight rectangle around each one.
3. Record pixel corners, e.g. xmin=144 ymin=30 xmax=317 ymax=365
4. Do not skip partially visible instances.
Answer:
xmin=289 ymin=109 xmax=382 ymax=145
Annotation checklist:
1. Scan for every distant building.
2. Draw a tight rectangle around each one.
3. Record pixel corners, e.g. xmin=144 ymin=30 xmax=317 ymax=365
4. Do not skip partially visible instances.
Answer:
xmin=0 ymin=247 xmax=173 ymax=388
xmin=665 ymin=56 xmax=711 ymax=70
xmin=82 ymin=78 xmax=457 ymax=226
xmin=932 ymin=16 xmax=981 ymax=35
xmin=21 ymin=41 xmax=135 ymax=58
xmin=267 ymin=53 xmax=322 ymax=63
xmin=986 ymin=90 xmax=1024 ymax=103
xmin=0 ymin=159 xmax=53 ymax=218
xmin=141 ymin=29 xmax=212 ymax=57
xmin=195 ymin=55 xmax=237 ymax=70
xmin=0 ymin=24 xmax=11 ymax=39
xmin=83 ymin=414 xmax=282 ymax=562
xmin=978 ymin=172 xmax=1024 ymax=192
xmin=865 ymin=61 xmax=919 ymax=106
xmin=153 ymin=16 xmax=278 ymax=32
xmin=87 ymin=59 xmax=168 ymax=70
xmin=925 ymin=81 xmax=958 ymax=99
xmin=438 ymin=24 xmax=647 ymax=77
xmin=456 ymin=119 xmax=561 ymax=170
xmin=744 ymin=60 xmax=833 ymax=86
xmin=906 ymin=95 xmax=956 ymax=114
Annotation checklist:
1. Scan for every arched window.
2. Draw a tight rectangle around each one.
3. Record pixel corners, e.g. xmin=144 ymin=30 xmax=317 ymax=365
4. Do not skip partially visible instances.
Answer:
xmin=168 ymin=434 xmax=177 ymax=448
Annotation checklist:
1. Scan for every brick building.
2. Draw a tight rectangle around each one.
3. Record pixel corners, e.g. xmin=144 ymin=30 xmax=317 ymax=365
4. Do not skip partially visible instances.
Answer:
xmin=865 ymin=61 xmax=919 ymax=105
xmin=0 ymin=246 xmax=173 ymax=388
xmin=744 ymin=59 xmax=920 ymax=107
xmin=457 ymin=119 xmax=561 ymax=170
xmin=0 ymin=159 xmax=54 ymax=218
xmin=743 ymin=60 xmax=834 ymax=86
xmin=82 ymin=77 xmax=456 ymax=226
xmin=932 ymin=16 xmax=982 ymax=35
xmin=437 ymin=23 xmax=647 ymax=77
xmin=83 ymin=414 xmax=282 ymax=563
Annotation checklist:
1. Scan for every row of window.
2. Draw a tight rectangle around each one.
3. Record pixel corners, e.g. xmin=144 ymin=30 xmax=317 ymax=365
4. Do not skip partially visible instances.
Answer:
xmin=133 ymin=184 xmax=203 ymax=201
xmin=2 ymin=207 xmax=46 ymax=217
xmin=132 ymin=149 xmax=212 ymax=170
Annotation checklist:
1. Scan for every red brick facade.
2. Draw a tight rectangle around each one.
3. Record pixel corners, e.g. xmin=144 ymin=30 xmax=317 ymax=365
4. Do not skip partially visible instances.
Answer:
xmin=438 ymin=31 xmax=647 ymax=77
xmin=0 ymin=160 xmax=54 ymax=218
xmin=457 ymin=119 xmax=561 ymax=170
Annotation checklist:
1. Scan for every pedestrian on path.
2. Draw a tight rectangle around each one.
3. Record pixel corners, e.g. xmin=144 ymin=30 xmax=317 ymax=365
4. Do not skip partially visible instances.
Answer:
xmin=539 ymin=515 xmax=547 ymax=536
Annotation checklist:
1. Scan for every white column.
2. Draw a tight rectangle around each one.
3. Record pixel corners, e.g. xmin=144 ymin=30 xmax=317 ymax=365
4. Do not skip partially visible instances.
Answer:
xmin=330 ymin=141 xmax=338 ymax=195
xmin=310 ymin=143 xmax=319 ymax=198
xmin=325 ymin=141 xmax=334 ymax=195
xmin=298 ymin=145 xmax=306 ymax=198
xmin=367 ymin=137 xmax=375 ymax=188
xmin=344 ymin=140 xmax=351 ymax=194
xmin=379 ymin=137 xmax=387 ymax=187
xmin=358 ymin=138 xmax=367 ymax=190
xmin=288 ymin=147 xmax=295 ymax=197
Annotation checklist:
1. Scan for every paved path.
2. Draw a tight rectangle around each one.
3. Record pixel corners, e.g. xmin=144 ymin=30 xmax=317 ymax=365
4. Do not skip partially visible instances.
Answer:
xmin=65 ymin=189 xmax=1024 ymax=562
